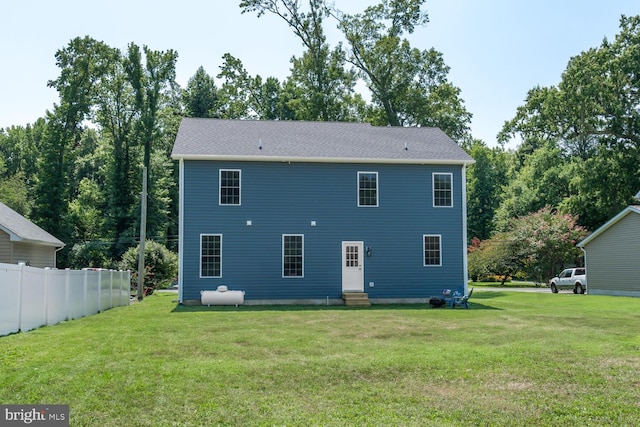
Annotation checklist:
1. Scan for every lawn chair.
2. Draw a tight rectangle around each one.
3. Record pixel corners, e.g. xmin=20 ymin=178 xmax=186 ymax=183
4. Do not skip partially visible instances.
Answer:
xmin=451 ymin=287 xmax=473 ymax=309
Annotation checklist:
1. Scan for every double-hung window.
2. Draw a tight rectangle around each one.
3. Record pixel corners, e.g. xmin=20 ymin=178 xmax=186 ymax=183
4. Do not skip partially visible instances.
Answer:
xmin=433 ymin=173 xmax=452 ymax=207
xmin=423 ymin=235 xmax=442 ymax=267
xmin=201 ymin=234 xmax=222 ymax=277
xmin=358 ymin=172 xmax=378 ymax=207
xmin=219 ymin=169 xmax=241 ymax=205
xmin=282 ymin=234 xmax=304 ymax=278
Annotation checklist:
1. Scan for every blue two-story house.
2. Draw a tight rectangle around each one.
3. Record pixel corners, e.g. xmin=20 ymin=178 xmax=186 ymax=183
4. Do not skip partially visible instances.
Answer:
xmin=171 ymin=118 xmax=474 ymax=305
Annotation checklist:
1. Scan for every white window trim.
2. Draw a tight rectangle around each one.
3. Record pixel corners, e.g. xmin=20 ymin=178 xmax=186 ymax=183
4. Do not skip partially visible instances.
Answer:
xmin=461 ymin=164 xmax=469 ymax=289
xmin=219 ymin=169 xmax=241 ymax=206
xmin=357 ymin=171 xmax=379 ymax=207
xmin=432 ymin=172 xmax=453 ymax=208
xmin=423 ymin=234 xmax=442 ymax=267
xmin=282 ymin=234 xmax=304 ymax=278
xmin=200 ymin=234 xmax=222 ymax=278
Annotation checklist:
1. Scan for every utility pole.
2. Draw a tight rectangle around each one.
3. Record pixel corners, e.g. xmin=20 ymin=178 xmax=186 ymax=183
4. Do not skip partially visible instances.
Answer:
xmin=137 ymin=166 xmax=148 ymax=301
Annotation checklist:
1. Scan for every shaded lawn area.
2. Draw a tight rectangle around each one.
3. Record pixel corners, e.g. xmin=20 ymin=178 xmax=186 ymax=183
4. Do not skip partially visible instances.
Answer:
xmin=1 ymin=291 xmax=639 ymax=426
xmin=470 ymin=280 xmax=548 ymax=288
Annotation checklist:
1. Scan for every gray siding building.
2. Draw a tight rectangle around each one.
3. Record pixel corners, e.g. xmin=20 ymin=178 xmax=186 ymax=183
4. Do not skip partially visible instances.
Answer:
xmin=172 ymin=119 xmax=474 ymax=305
xmin=577 ymin=206 xmax=640 ymax=297
xmin=0 ymin=202 xmax=64 ymax=268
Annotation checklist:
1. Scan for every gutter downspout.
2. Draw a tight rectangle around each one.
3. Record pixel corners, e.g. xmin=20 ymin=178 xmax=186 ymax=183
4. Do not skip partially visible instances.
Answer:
xmin=579 ymin=247 xmax=588 ymax=294
xmin=54 ymin=246 xmax=65 ymax=268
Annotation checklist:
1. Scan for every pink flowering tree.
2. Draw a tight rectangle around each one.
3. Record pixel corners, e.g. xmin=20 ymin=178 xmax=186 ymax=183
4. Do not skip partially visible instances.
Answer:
xmin=504 ymin=207 xmax=588 ymax=283
xmin=468 ymin=207 xmax=589 ymax=284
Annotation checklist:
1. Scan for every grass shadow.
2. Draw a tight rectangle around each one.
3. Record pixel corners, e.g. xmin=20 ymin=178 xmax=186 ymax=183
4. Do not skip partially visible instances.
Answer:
xmin=472 ymin=291 xmax=511 ymax=300
xmin=470 ymin=281 xmax=548 ymax=289
xmin=170 ymin=301 xmax=501 ymax=313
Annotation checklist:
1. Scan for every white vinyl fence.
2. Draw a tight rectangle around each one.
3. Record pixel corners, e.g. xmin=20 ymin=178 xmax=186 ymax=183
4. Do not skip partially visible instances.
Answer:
xmin=0 ymin=263 xmax=130 ymax=336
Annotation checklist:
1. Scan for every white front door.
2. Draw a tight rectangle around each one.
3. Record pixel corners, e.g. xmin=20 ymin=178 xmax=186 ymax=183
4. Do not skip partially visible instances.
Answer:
xmin=342 ymin=241 xmax=364 ymax=292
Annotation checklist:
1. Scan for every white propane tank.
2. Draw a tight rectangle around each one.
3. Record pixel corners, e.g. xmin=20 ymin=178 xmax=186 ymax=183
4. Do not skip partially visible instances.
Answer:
xmin=200 ymin=286 xmax=245 ymax=306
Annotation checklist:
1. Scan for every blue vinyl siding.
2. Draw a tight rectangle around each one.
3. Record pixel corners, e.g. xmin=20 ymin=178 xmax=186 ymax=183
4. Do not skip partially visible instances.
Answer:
xmin=181 ymin=160 xmax=466 ymax=301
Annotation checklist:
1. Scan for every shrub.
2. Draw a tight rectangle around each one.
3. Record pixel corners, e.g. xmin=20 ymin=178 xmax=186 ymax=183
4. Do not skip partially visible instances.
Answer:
xmin=478 ymin=275 xmax=512 ymax=283
xmin=68 ymin=241 xmax=116 ymax=269
xmin=119 ymin=240 xmax=178 ymax=290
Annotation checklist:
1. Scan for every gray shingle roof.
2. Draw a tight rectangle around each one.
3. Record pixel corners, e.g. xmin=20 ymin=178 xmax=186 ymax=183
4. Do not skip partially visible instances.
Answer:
xmin=171 ymin=118 xmax=474 ymax=165
xmin=0 ymin=202 xmax=64 ymax=247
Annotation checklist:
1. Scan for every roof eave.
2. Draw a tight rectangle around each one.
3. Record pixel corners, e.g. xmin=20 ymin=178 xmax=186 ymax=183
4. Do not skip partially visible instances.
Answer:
xmin=10 ymin=236 xmax=65 ymax=247
xmin=171 ymin=154 xmax=475 ymax=166
xmin=22 ymin=238 xmax=65 ymax=248
xmin=0 ymin=224 xmax=20 ymax=241
xmin=1 ymin=225 xmax=64 ymax=247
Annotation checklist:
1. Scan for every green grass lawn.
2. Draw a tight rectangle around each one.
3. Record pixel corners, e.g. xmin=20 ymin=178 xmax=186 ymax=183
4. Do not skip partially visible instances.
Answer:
xmin=1 ymin=291 xmax=639 ymax=426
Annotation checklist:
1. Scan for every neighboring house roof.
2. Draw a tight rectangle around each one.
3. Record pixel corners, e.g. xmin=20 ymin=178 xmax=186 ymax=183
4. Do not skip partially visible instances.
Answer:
xmin=171 ymin=118 xmax=475 ymax=165
xmin=577 ymin=205 xmax=640 ymax=248
xmin=0 ymin=202 xmax=64 ymax=247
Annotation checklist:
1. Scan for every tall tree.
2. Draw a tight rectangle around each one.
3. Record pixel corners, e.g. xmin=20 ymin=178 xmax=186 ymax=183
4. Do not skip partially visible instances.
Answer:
xmin=93 ymin=53 xmax=139 ymax=254
xmin=332 ymin=0 xmax=471 ymax=140
xmin=124 ymin=43 xmax=178 ymax=242
xmin=216 ymin=53 xmax=297 ymax=120
xmin=125 ymin=43 xmax=178 ymax=176
xmin=465 ymin=140 xmax=508 ymax=241
xmin=35 ymin=37 xmax=114 ymax=253
xmin=183 ymin=66 xmax=219 ymax=118
xmin=240 ymin=0 xmax=361 ymax=121
xmin=216 ymin=53 xmax=263 ymax=119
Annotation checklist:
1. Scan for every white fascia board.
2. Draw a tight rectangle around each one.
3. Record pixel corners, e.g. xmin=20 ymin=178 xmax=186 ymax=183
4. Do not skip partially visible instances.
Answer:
xmin=19 ymin=238 xmax=65 ymax=248
xmin=172 ymin=154 xmax=475 ymax=166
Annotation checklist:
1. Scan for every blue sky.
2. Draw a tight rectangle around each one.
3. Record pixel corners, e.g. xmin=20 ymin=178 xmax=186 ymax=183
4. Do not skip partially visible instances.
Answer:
xmin=1 ymin=0 xmax=637 ymax=146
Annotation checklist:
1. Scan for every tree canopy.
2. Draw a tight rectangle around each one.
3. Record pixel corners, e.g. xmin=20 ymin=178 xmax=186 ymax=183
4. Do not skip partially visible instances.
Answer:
xmin=240 ymin=0 xmax=472 ymax=141
xmin=499 ymin=15 xmax=640 ymax=231
xmin=1 ymin=5 xmax=639 ymax=282
xmin=333 ymin=0 xmax=471 ymax=140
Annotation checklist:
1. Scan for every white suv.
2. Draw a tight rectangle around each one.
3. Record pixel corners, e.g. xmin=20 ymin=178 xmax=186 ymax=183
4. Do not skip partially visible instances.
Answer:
xmin=549 ymin=268 xmax=587 ymax=294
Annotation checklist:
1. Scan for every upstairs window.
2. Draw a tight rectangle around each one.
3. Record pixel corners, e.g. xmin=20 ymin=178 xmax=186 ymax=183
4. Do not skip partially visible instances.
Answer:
xmin=283 ymin=234 xmax=304 ymax=278
xmin=220 ymin=169 xmax=241 ymax=205
xmin=358 ymin=172 xmax=378 ymax=207
xmin=433 ymin=173 xmax=452 ymax=207
xmin=423 ymin=235 xmax=442 ymax=267
xmin=201 ymin=234 xmax=222 ymax=277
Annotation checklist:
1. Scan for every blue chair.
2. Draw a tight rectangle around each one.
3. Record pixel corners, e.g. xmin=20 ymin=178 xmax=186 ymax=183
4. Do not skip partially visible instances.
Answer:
xmin=451 ymin=287 xmax=473 ymax=309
